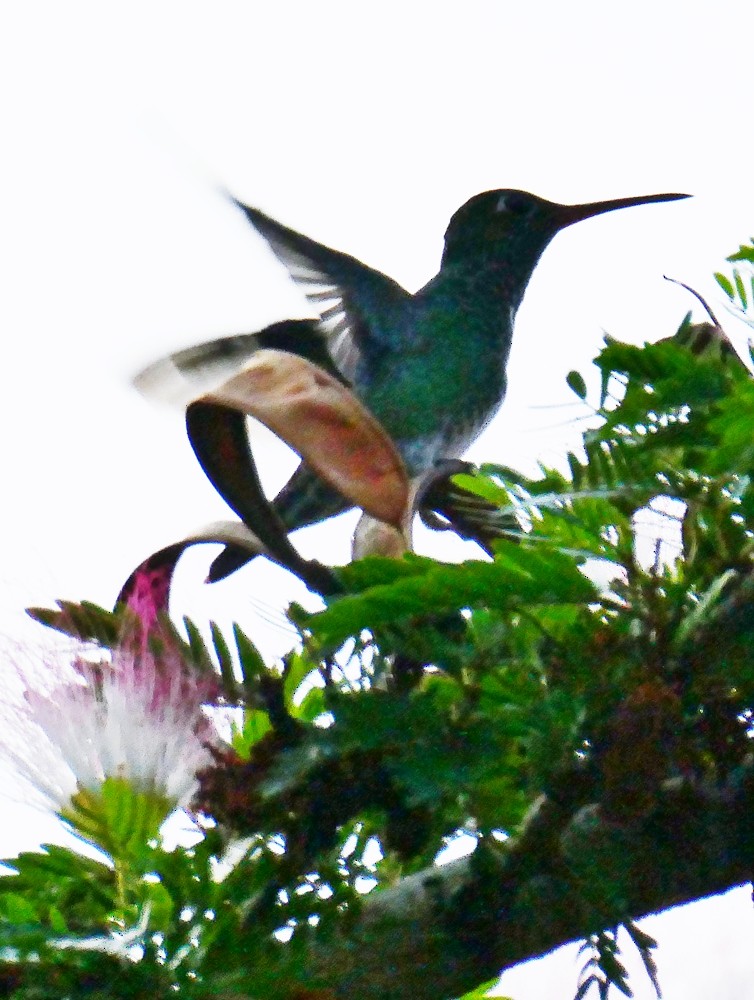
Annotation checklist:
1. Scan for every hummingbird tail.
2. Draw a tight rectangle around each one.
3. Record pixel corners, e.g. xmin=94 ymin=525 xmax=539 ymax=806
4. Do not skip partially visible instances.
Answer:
xmin=206 ymin=465 xmax=353 ymax=583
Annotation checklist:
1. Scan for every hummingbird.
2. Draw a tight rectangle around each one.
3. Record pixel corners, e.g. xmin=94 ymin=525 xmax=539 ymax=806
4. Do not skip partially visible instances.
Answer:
xmin=140 ymin=188 xmax=689 ymax=580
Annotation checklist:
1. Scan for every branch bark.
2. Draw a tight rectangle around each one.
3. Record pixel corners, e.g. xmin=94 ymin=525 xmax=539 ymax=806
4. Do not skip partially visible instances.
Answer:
xmin=297 ymin=764 xmax=754 ymax=1000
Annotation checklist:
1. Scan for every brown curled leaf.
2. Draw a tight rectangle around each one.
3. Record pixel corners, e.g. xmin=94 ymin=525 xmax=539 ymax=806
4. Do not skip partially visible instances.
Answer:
xmin=199 ymin=349 xmax=409 ymax=527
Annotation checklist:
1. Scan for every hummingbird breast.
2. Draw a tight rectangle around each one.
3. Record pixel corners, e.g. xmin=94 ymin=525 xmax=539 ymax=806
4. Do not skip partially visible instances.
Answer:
xmin=359 ymin=283 xmax=516 ymax=476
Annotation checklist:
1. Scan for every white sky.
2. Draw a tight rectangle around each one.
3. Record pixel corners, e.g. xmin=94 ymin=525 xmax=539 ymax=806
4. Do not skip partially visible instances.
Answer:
xmin=1 ymin=2 xmax=754 ymax=997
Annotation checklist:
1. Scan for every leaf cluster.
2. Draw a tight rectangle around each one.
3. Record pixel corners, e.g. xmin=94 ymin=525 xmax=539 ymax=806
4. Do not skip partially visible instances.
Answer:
xmin=9 ymin=297 xmax=754 ymax=997
xmin=715 ymin=238 xmax=754 ymax=323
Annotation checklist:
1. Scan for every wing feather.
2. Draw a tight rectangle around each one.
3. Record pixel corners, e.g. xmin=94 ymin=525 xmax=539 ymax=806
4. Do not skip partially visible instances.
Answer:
xmin=234 ymin=201 xmax=410 ymax=382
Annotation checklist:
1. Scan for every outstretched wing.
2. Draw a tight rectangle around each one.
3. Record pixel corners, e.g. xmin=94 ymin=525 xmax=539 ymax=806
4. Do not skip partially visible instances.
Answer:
xmin=233 ymin=201 xmax=411 ymax=381
xmin=134 ymin=319 xmax=347 ymax=406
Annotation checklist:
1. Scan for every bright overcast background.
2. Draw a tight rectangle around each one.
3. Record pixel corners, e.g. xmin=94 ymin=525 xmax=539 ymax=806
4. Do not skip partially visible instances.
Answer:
xmin=2 ymin=3 xmax=754 ymax=997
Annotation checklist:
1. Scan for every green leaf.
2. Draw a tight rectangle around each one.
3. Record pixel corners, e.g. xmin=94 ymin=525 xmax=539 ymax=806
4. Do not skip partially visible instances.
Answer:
xmin=714 ymin=271 xmax=735 ymax=299
xmin=451 ymin=471 xmax=510 ymax=506
xmin=211 ymin=620 xmax=238 ymax=698
xmin=26 ymin=599 xmax=121 ymax=646
xmin=305 ymin=550 xmax=596 ymax=649
xmin=567 ymin=369 xmax=588 ymax=400
xmin=142 ymin=879 xmax=174 ymax=929
xmin=231 ymin=708 xmax=272 ymax=758
xmin=0 ymin=893 xmax=38 ymax=924
xmin=734 ymin=269 xmax=748 ymax=309
xmin=567 ymin=451 xmax=585 ymax=489
xmin=64 ymin=777 xmax=172 ymax=864
xmin=457 ymin=979 xmax=508 ymax=999
xmin=182 ymin=615 xmax=214 ymax=670
xmin=47 ymin=905 xmax=68 ymax=934
xmin=283 ymin=649 xmax=322 ymax=708
xmin=729 ymin=240 xmax=754 ymax=263
xmin=334 ymin=553 xmax=437 ymax=593
xmin=292 ymin=685 xmax=327 ymax=723
xmin=233 ymin=623 xmax=268 ymax=689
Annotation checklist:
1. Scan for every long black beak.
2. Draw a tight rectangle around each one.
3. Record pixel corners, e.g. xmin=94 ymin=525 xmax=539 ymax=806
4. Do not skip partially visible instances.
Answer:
xmin=557 ymin=191 xmax=691 ymax=227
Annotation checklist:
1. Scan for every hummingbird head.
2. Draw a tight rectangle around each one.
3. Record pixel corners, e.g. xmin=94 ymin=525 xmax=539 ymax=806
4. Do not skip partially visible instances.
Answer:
xmin=441 ymin=188 xmax=690 ymax=291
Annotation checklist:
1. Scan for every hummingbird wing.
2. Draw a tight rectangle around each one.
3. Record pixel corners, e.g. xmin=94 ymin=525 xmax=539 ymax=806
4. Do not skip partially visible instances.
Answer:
xmin=133 ymin=319 xmax=348 ymax=406
xmin=233 ymin=201 xmax=411 ymax=381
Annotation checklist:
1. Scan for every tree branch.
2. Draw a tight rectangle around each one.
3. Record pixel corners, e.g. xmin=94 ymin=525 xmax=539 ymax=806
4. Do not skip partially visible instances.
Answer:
xmin=295 ymin=765 xmax=754 ymax=1000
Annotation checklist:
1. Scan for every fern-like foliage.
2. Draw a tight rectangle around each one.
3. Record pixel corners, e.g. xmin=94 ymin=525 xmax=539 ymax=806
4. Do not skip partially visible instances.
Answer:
xmin=7 ymin=268 xmax=754 ymax=998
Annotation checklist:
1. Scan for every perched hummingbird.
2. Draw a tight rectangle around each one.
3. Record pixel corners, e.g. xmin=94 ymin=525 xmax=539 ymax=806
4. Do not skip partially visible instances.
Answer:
xmin=140 ymin=188 xmax=689 ymax=579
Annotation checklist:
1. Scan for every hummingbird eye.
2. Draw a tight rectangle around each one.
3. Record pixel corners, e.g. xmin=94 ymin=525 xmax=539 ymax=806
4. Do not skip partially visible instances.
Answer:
xmin=495 ymin=192 xmax=530 ymax=215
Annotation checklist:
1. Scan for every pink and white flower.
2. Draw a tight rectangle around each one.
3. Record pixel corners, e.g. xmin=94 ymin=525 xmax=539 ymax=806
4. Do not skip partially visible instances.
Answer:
xmin=1 ymin=641 xmax=220 ymax=848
